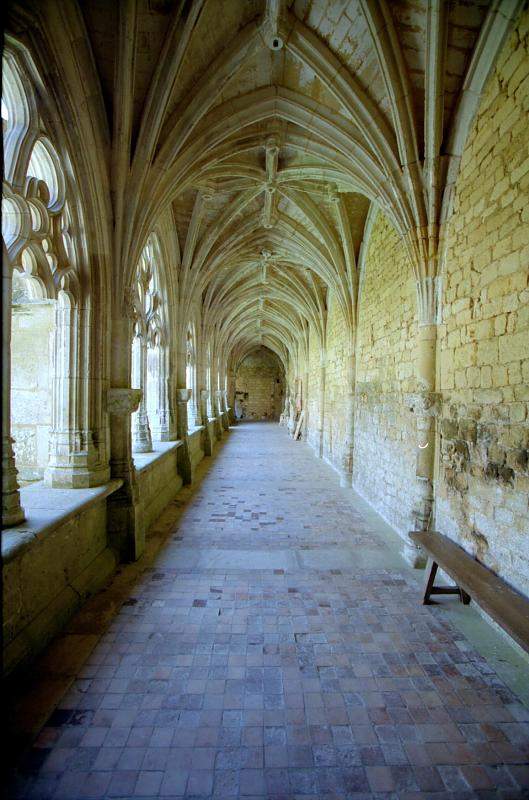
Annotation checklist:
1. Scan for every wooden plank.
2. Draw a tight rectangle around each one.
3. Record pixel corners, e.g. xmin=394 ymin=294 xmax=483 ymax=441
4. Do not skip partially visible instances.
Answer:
xmin=293 ymin=410 xmax=304 ymax=441
xmin=410 ymin=531 xmax=529 ymax=654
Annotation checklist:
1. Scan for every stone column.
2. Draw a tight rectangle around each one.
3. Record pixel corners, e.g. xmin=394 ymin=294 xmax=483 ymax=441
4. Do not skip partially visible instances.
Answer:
xmin=200 ymin=388 xmax=213 ymax=456
xmin=214 ymin=390 xmax=224 ymax=440
xmin=107 ymin=311 xmax=144 ymax=561
xmin=159 ymin=343 xmax=179 ymax=441
xmin=340 ymin=336 xmax=356 ymax=487
xmin=221 ymin=389 xmax=229 ymax=431
xmin=45 ymin=299 xmax=109 ymax=487
xmin=302 ymin=369 xmax=309 ymax=439
xmin=227 ymin=368 xmax=236 ymax=423
xmin=132 ymin=337 xmax=153 ymax=452
xmin=176 ymin=387 xmax=193 ymax=484
xmin=403 ymin=276 xmax=441 ymax=566
xmin=2 ymin=251 xmax=25 ymax=527
xmin=318 ymin=357 xmax=326 ymax=458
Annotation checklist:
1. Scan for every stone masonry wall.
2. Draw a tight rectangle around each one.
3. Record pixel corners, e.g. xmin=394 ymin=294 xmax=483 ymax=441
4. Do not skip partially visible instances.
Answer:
xmin=322 ymin=291 xmax=348 ymax=470
xmin=306 ymin=321 xmax=323 ymax=453
xmin=235 ymin=347 xmax=284 ymax=420
xmin=352 ymin=213 xmax=420 ymax=536
xmin=436 ymin=11 xmax=529 ymax=596
xmin=302 ymin=215 xmax=420 ymax=537
xmin=11 ymin=301 xmax=55 ymax=482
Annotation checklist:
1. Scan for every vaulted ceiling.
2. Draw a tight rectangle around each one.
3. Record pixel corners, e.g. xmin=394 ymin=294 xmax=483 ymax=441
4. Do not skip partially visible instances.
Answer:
xmin=7 ymin=0 xmax=521 ymax=368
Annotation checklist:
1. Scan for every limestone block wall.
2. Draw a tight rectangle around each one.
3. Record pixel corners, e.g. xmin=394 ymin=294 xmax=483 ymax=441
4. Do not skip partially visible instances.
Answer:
xmin=436 ymin=13 xmax=529 ymax=596
xmin=136 ymin=445 xmax=183 ymax=536
xmin=11 ymin=301 xmax=55 ymax=482
xmin=322 ymin=292 xmax=348 ymax=469
xmin=188 ymin=427 xmax=205 ymax=475
xmin=352 ymin=213 xmax=420 ymax=535
xmin=235 ymin=347 xmax=284 ymax=420
xmin=306 ymin=325 xmax=323 ymax=452
xmin=3 ymin=488 xmax=117 ymax=675
xmin=303 ymin=216 xmax=420 ymax=539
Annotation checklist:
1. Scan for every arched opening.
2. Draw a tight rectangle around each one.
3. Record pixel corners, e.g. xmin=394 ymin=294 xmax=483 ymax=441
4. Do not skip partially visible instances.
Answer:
xmin=10 ymin=272 xmax=55 ymax=483
xmin=186 ymin=324 xmax=198 ymax=429
xmin=206 ymin=343 xmax=213 ymax=418
xmin=235 ymin=346 xmax=285 ymax=421
xmin=130 ymin=235 xmax=169 ymax=452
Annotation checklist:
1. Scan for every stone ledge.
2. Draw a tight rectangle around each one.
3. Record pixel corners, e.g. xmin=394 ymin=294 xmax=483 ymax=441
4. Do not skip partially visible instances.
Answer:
xmin=133 ymin=440 xmax=182 ymax=474
xmin=188 ymin=425 xmax=205 ymax=438
xmin=2 ymin=479 xmax=124 ymax=564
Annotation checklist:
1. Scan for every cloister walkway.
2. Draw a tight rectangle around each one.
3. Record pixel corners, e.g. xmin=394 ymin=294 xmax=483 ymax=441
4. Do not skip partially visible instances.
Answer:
xmin=6 ymin=423 xmax=529 ymax=799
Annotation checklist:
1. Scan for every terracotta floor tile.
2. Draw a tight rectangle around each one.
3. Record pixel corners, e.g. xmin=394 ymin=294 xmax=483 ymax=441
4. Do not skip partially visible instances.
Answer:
xmin=6 ymin=423 xmax=529 ymax=798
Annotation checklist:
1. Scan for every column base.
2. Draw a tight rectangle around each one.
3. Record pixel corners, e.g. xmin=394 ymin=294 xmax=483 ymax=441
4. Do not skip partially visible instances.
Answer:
xmin=132 ymin=444 xmax=154 ymax=454
xmin=2 ymin=494 xmax=26 ymax=527
xmin=44 ymin=463 xmax=111 ymax=489
xmin=177 ymin=440 xmax=193 ymax=485
xmin=107 ymin=484 xmax=144 ymax=562
xmin=339 ymin=470 xmax=352 ymax=488
xmin=2 ymin=447 xmax=26 ymax=527
xmin=402 ymin=533 xmax=427 ymax=568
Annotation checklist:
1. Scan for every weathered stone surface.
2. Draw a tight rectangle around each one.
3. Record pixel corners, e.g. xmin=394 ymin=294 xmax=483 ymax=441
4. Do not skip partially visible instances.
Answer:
xmin=235 ymin=348 xmax=284 ymax=421
xmin=5 ymin=423 xmax=529 ymax=800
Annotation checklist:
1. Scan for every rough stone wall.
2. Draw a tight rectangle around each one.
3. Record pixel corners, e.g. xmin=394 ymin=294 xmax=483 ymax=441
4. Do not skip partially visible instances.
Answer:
xmin=235 ymin=347 xmax=284 ymax=420
xmin=353 ymin=213 xmax=420 ymax=535
xmin=306 ymin=324 xmax=323 ymax=452
xmin=436 ymin=13 xmax=529 ymax=595
xmin=11 ymin=301 xmax=55 ymax=482
xmin=3 ymin=496 xmax=116 ymax=675
xmin=323 ymin=291 xmax=348 ymax=469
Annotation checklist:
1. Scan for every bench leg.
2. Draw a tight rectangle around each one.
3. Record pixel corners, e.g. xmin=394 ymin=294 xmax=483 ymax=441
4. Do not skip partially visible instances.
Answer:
xmin=422 ymin=558 xmax=438 ymax=604
xmin=422 ymin=558 xmax=471 ymax=605
xmin=459 ymin=588 xmax=471 ymax=605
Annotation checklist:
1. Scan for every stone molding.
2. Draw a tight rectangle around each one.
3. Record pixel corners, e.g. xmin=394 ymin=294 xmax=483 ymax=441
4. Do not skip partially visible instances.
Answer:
xmin=406 ymin=392 xmax=442 ymax=417
xmin=106 ymin=388 xmax=142 ymax=416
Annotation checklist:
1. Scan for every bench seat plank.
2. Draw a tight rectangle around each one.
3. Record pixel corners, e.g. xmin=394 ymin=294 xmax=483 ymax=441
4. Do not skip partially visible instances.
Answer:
xmin=410 ymin=531 xmax=529 ymax=655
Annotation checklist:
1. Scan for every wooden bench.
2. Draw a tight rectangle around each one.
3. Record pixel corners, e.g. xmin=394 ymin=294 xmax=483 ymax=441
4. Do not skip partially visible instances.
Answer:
xmin=410 ymin=531 xmax=529 ymax=655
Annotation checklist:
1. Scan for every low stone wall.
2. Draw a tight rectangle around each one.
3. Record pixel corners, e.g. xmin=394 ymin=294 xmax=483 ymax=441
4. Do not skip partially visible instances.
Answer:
xmin=2 ymin=482 xmax=120 ymax=676
xmin=135 ymin=443 xmax=183 ymax=537
xmin=353 ymin=387 xmax=420 ymax=538
xmin=188 ymin=427 xmax=205 ymax=477
xmin=235 ymin=347 xmax=284 ymax=420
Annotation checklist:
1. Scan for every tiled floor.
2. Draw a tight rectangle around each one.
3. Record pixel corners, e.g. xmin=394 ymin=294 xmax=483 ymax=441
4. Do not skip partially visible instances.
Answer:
xmin=6 ymin=422 xmax=529 ymax=799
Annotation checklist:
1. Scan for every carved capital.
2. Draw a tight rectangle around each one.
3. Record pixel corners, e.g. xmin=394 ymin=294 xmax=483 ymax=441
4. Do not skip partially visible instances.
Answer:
xmin=106 ymin=388 xmax=142 ymax=415
xmin=200 ymin=389 xmax=209 ymax=401
xmin=122 ymin=287 xmax=137 ymax=320
xmin=177 ymin=388 xmax=192 ymax=403
xmin=406 ymin=391 xmax=441 ymax=417
xmin=415 ymin=276 xmax=442 ymax=326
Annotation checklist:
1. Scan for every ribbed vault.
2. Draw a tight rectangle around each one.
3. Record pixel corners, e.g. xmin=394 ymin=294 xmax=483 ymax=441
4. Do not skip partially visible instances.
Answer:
xmin=6 ymin=0 xmax=523 ymax=394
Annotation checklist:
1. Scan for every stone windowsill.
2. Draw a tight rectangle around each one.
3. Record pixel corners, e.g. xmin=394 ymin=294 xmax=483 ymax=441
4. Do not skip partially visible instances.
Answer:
xmin=2 ymin=479 xmax=124 ymax=564
xmin=133 ymin=440 xmax=183 ymax=474
xmin=188 ymin=425 xmax=204 ymax=436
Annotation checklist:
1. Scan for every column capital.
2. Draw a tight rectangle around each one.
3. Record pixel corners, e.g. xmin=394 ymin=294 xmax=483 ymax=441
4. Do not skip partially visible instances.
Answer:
xmin=406 ymin=391 xmax=442 ymax=417
xmin=415 ymin=276 xmax=442 ymax=326
xmin=106 ymin=388 xmax=142 ymax=416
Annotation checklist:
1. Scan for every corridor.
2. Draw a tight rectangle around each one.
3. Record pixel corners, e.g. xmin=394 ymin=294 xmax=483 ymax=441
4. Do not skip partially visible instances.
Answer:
xmin=7 ymin=423 xmax=529 ymax=800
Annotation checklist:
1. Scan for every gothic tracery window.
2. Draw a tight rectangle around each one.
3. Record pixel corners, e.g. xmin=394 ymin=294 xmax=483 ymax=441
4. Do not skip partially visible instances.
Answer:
xmin=130 ymin=235 xmax=168 ymax=452
xmin=186 ymin=325 xmax=198 ymax=429
xmin=3 ymin=45 xmax=83 ymax=486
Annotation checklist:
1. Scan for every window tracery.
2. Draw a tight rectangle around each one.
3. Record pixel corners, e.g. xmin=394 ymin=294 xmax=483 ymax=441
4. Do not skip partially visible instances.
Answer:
xmin=185 ymin=324 xmax=198 ymax=429
xmin=2 ymin=44 xmax=93 ymax=491
xmin=130 ymin=235 xmax=168 ymax=452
